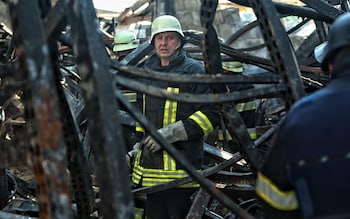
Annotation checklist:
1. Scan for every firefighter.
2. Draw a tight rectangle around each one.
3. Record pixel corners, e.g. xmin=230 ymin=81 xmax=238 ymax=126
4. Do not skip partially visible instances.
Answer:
xmin=131 ymin=15 xmax=220 ymax=219
xmin=113 ymin=30 xmax=140 ymax=61
xmin=216 ymin=61 xmax=257 ymax=153
xmin=255 ymin=12 xmax=350 ymax=219
xmin=113 ymin=31 xmax=141 ymax=158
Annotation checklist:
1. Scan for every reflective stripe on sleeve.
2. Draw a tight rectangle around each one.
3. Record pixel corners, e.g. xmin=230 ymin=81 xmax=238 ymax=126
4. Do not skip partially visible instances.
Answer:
xmin=256 ymin=172 xmax=299 ymax=210
xmin=218 ymin=127 xmax=257 ymax=140
xmin=189 ymin=111 xmax=214 ymax=135
xmin=122 ymin=91 xmax=137 ymax=103
xmin=248 ymin=128 xmax=257 ymax=140
xmin=236 ymin=100 xmax=256 ymax=112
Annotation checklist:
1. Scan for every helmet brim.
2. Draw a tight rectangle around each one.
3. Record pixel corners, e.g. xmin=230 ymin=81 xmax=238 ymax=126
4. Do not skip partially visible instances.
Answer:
xmin=113 ymin=40 xmax=140 ymax=52
xmin=151 ymin=29 xmax=185 ymax=45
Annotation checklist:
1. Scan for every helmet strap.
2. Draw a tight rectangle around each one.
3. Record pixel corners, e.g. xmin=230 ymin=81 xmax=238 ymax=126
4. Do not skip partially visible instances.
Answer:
xmin=175 ymin=42 xmax=181 ymax=51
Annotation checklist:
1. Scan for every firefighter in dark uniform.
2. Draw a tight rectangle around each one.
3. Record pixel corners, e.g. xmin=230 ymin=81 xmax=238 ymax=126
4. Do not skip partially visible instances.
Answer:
xmin=113 ymin=31 xmax=141 ymax=157
xmin=131 ymin=15 xmax=220 ymax=219
xmin=113 ymin=31 xmax=140 ymax=105
xmin=217 ymin=61 xmax=257 ymax=152
xmin=255 ymin=12 xmax=350 ymax=219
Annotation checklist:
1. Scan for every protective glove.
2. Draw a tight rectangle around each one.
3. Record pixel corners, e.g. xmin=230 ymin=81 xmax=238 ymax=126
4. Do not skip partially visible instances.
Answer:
xmin=143 ymin=120 xmax=188 ymax=153
xmin=126 ymin=142 xmax=141 ymax=169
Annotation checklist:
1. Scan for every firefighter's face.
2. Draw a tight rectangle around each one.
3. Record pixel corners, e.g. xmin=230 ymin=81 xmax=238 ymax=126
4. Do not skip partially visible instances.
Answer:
xmin=154 ymin=32 xmax=181 ymax=60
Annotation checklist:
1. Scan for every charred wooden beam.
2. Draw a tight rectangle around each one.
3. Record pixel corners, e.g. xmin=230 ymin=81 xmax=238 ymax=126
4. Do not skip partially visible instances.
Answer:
xmin=43 ymin=0 xmax=68 ymax=40
xmin=114 ymin=75 xmax=286 ymax=104
xmin=112 ymin=61 xmax=280 ymax=84
xmin=248 ymin=0 xmax=305 ymax=109
xmin=8 ymin=0 xmax=72 ymax=218
xmin=64 ymin=0 xmax=134 ymax=218
xmin=230 ymin=0 xmax=334 ymax=23
xmin=301 ymin=0 xmax=344 ymax=21
xmin=185 ymin=31 xmax=274 ymax=71
xmin=186 ymin=188 xmax=212 ymax=219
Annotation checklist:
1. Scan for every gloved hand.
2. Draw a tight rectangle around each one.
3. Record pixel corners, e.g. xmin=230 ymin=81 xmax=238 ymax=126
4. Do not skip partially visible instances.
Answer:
xmin=143 ymin=120 xmax=188 ymax=153
xmin=126 ymin=142 xmax=141 ymax=169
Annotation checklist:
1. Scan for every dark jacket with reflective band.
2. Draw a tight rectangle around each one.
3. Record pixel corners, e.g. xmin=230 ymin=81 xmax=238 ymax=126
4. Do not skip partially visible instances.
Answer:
xmin=218 ymin=83 xmax=257 ymax=141
xmin=256 ymin=57 xmax=350 ymax=219
xmin=132 ymin=51 xmax=220 ymax=187
xmin=115 ymin=69 xmax=139 ymax=148
xmin=116 ymin=69 xmax=138 ymax=105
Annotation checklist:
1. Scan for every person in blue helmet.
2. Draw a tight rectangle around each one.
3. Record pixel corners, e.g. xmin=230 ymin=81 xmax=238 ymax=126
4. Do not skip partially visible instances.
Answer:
xmin=255 ymin=12 xmax=350 ymax=219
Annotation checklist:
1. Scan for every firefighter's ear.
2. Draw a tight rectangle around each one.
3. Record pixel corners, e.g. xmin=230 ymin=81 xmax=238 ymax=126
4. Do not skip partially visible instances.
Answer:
xmin=175 ymin=42 xmax=181 ymax=50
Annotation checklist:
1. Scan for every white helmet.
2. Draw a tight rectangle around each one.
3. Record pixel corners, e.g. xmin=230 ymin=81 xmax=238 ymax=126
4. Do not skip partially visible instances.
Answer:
xmin=150 ymin=15 xmax=185 ymax=45
xmin=113 ymin=31 xmax=140 ymax=52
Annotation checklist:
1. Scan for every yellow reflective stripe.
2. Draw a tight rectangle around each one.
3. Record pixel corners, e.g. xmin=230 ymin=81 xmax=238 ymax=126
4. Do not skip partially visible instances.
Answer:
xmin=163 ymin=87 xmax=179 ymax=127
xmin=136 ymin=122 xmax=144 ymax=132
xmin=142 ymin=178 xmax=199 ymax=188
xmin=132 ymin=160 xmax=201 ymax=187
xmin=131 ymin=150 xmax=144 ymax=184
xmin=134 ymin=207 xmax=144 ymax=219
xmin=133 ymin=164 xmax=199 ymax=187
xmin=133 ymin=153 xmax=189 ymax=179
xmin=134 ymin=149 xmax=142 ymax=166
xmin=250 ymin=132 xmax=257 ymax=140
xmin=218 ymin=128 xmax=256 ymax=140
xmin=133 ymin=165 xmax=143 ymax=177
xmin=256 ymin=172 xmax=299 ymax=210
xmin=218 ymin=129 xmax=233 ymax=140
xmin=122 ymin=91 xmax=137 ymax=103
xmin=236 ymin=100 xmax=256 ymax=112
xmin=178 ymin=182 xmax=200 ymax=188
xmin=162 ymin=87 xmax=179 ymax=170
xmin=136 ymin=93 xmax=147 ymax=132
xmin=143 ymin=169 xmax=188 ymax=178
xmin=189 ymin=111 xmax=214 ymax=135
xmin=163 ymin=150 xmax=176 ymax=171
xmin=132 ymin=170 xmax=142 ymax=184
xmin=248 ymin=128 xmax=257 ymax=140
xmin=139 ymin=166 xmax=203 ymax=178
xmin=141 ymin=169 xmax=200 ymax=187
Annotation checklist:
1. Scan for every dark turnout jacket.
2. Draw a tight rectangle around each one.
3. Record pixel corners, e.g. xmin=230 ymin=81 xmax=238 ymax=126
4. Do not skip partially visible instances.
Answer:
xmin=256 ymin=56 xmax=350 ymax=219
